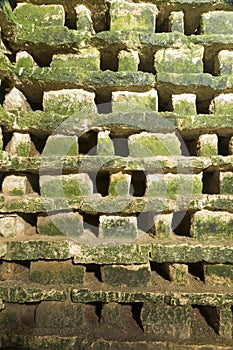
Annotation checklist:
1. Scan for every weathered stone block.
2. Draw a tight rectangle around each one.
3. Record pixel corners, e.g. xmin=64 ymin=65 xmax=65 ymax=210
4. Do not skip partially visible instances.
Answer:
xmin=169 ymin=264 xmax=189 ymax=286
xmin=112 ymin=89 xmax=158 ymax=112
xmin=2 ymin=175 xmax=33 ymax=196
xmin=217 ymin=305 xmax=232 ymax=339
xmin=118 ymin=50 xmax=139 ymax=72
xmin=191 ymin=210 xmax=233 ymax=240
xmin=99 ymin=215 xmax=138 ymax=239
xmin=229 ymin=136 xmax=233 ymax=155
xmin=169 ymin=11 xmax=184 ymax=33
xmin=40 ymin=174 xmax=93 ymax=197
xmin=37 ymin=212 xmax=84 ymax=237
xmin=0 ymin=261 xmax=29 ymax=281
xmin=13 ymin=3 xmax=65 ymax=27
xmin=109 ymin=0 xmax=158 ymax=32
xmin=197 ymin=134 xmax=218 ymax=156
xmin=218 ymin=50 xmax=233 ymax=75
xmin=201 ymin=11 xmax=233 ymax=35
xmin=96 ymin=130 xmax=115 ymax=156
xmin=75 ymin=5 xmax=95 ymax=34
xmin=30 ymin=260 xmax=85 ymax=284
xmin=16 ymin=51 xmax=37 ymax=68
xmin=3 ymin=87 xmax=32 ymax=112
xmin=141 ymin=302 xmax=192 ymax=339
xmin=172 ymin=93 xmax=196 ymax=115
xmin=101 ymin=263 xmax=151 ymax=287
xmin=0 ymin=214 xmax=30 ymax=238
xmin=109 ymin=172 xmax=131 ymax=196
xmin=128 ymin=132 xmax=181 ymax=157
xmin=151 ymin=213 xmax=173 ymax=239
xmin=43 ymin=89 xmax=97 ymax=116
xmin=35 ymin=301 xmax=84 ymax=328
xmin=205 ymin=264 xmax=233 ymax=287
xmin=6 ymin=132 xmax=38 ymax=157
xmin=51 ymin=48 xmax=100 ymax=71
xmin=210 ymin=93 xmax=233 ymax=115
xmin=146 ymin=173 xmax=202 ymax=198
xmin=154 ymin=45 xmax=204 ymax=73
xmin=43 ymin=135 xmax=79 ymax=156
xmin=220 ymin=172 xmax=233 ymax=194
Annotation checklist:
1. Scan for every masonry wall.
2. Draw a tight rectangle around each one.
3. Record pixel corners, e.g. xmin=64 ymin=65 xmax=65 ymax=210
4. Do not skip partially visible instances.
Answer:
xmin=0 ymin=0 xmax=233 ymax=349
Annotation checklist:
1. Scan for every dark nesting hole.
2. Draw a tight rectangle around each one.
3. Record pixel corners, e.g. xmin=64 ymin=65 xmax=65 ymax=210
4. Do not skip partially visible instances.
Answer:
xmin=137 ymin=211 xmax=155 ymax=233
xmin=96 ymin=170 xmax=110 ymax=197
xmin=156 ymin=13 xmax=169 ymax=33
xmin=203 ymin=48 xmax=219 ymax=76
xmin=64 ymin=11 xmax=77 ymax=30
xmin=157 ymin=88 xmax=173 ymax=112
xmin=78 ymin=130 xmax=98 ymax=155
xmin=83 ymin=213 xmax=99 ymax=237
xmin=130 ymin=171 xmax=146 ymax=197
xmin=110 ymin=135 xmax=129 ymax=157
xmin=150 ymin=261 xmax=171 ymax=281
xmin=183 ymin=9 xmax=201 ymax=36
xmin=138 ymin=49 xmax=156 ymax=74
xmin=86 ymin=264 xmax=102 ymax=282
xmin=8 ymin=0 xmax=17 ymax=10
xmin=172 ymin=210 xmax=191 ymax=237
xmin=188 ymin=262 xmax=205 ymax=282
xmin=131 ymin=303 xmax=144 ymax=331
xmin=198 ymin=306 xmax=219 ymax=334
xmin=202 ymin=171 xmax=220 ymax=194
xmin=0 ymin=174 xmax=5 ymax=192
xmin=27 ymin=173 xmax=40 ymax=194
xmin=29 ymin=100 xmax=43 ymax=112
xmin=0 ymin=79 xmax=12 ymax=105
xmin=18 ymin=213 xmax=37 ymax=227
xmin=218 ymin=136 xmax=231 ymax=156
xmin=100 ymin=48 xmax=119 ymax=72
xmin=95 ymin=90 xmax=112 ymax=114
xmin=2 ymin=131 xmax=13 ymax=151
xmin=180 ymin=136 xmax=198 ymax=156
xmin=196 ymin=95 xmax=211 ymax=114
xmin=30 ymin=134 xmax=48 ymax=154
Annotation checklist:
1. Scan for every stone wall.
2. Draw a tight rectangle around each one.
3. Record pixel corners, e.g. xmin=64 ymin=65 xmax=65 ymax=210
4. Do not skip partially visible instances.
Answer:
xmin=0 ymin=0 xmax=233 ymax=349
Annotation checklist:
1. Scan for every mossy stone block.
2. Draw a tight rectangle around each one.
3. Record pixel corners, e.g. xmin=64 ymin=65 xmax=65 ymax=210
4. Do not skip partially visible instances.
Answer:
xmin=118 ymin=50 xmax=139 ymax=72
xmin=169 ymin=11 xmax=184 ymax=33
xmin=112 ymin=89 xmax=158 ymax=112
xmin=109 ymin=172 xmax=131 ymax=196
xmin=197 ymin=134 xmax=218 ymax=156
xmin=2 ymin=175 xmax=32 ymax=196
xmin=220 ymin=172 xmax=233 ymax=194
xmin=169 ymin=264 xmax=189 ymax=286
xmin=205 ymin=264 xmax=233 ymax=287
xmin=16 ymin=51 xmax=37 ymax=69
xmin=37 ymin=212 xmax=84 ymax=237
xmin=109 ymin=0 xmax=158 ymax=32
xmin=3 ymin=87 xmax=32 ymax=113
xmin=30 ymin=260 xmax=85 ymax=284
xmin=51 ymin=48 xmax=100 ymax=71
xmin=210 ymin=93 xmax=233 ymax=115
xmin=40 ymin=174 xmax=93 ymax=197
xmin=96 ymin=130 xmax=115 ymax=156
xmin=172 ymin=93 xmax=196 ymax=115
xmin=141 ymin=302 xmax=192 ymax=339
xmin=191 ymin=210 xmax=233 ymax=240
xmin=218 ymin=50 xmax=233 ymax=75
xmin=151 ymin=213 xmax=173 ymax=239
xmin=13 ymin=3 xmax=65 ymax=27
xmin=128 ymin=132 xmax=181 ymax=157
xmin=101 ymin=263 xmax=151 ymax=287
xmin=43 ymin=135 xmax=79 ymax=156
xmin=0 ymin=214 xmax=28 ymax=238
xmin=5 ymin=132 xmax=38 ymax=157
xmin=99 ymin=215 xmax=138 ymax=239
xmin=75 ymin=5 xmax=95 ymax=34
xmin=201 ymin=11 xmax=233 ymax=35
xmin=155 ymin=45 xmax=204 ymax=74
xmin=43 ymin=89 xmax=97 ymax=116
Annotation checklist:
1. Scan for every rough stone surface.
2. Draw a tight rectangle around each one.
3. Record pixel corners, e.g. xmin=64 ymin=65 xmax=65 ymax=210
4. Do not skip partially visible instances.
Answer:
xmin=197 ymin=134 xmax=218 ymax=156
xmin=99 ymin=215 xmax=138 ymax=239
xmin=3 ymin=87 xmax=32 ymax=112
xmin=109 ymin=172 xmax=131 ymax=196
xmin=112 ymin=89 xmax=158 ymax=112
xmin=172 ymin=94 xmax=196 ymax=115
xmin=2 ymin=175 xmax=33 ymax=196
xmin=6 ymin=132 xmax=38 ymax=157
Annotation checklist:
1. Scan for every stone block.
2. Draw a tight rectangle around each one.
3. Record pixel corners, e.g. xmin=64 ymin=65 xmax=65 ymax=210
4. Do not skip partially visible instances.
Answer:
xmin=112 ymin=89 xmax=158 ymax=112
xmin=218 ymin=50 xmax=233 ymax=75
xmin=96 ymin=130 xmax=115 ymax=156
xmin=43 ymin=135 xmax=79 ymax=156
xmin=217 ymin=305 xmax=232 ymax=339
xmin=154 ymin=45 xmax=204 ymax=74
xmin=40 ymin=174 xmax=93 ymax=197
xmin=118 ymin=50 xmax=139 ymax=72
xmin=172 ymin=93 xmax=196 ymax=115
xmin=0 ymin=261 xmax=29 ymax=281
xmin=13 ymin=3 xmax=65 ymax=27
xmin=75 ymin=5 xmax=95 ymax=34
xmin=3 ymin=87 xmax=32 ymax=112
xmin=35 ymin=301 xmax=84 ymax=328
xmin=141 ymin=302 xmax=192 ymax=339
xmin=30 ymin=260 xmax=85 ymax=284
xmin=191 ymin=210 xmax=233 ymax=240
xmin=101 ymin=303 xmax=134 ymax=331
xmin=201 ymin=11 xmax=233 ymax=35
xmin=210 ymin=93 xmax=233 ymax=115
xmin=109 ymin=0 xmax=158 ymax=32
xmin=99 ymin=215 xmax=138 ymax=239
xmin=128 ymin=132 xmax=181 ymax=157
xmin=101 ymin=263 xmax=151 ymax=287
xmin=0 ymin=127 xmax=3 ymax=151
xmin=229 ymin=136 xmax=233 ymax=155
xmin=109 ymin=172 xmax=131 ymax=196
xmin=0 ymin=214 xmax=30 ymax=238
xmin=37 ymin=212 xmax=84 ymax=237
xmin=146 ymin=173 xmax=202 ymax=198
xmin=169 ymin=264 xmax=189 ymax=286
xmin=2 ymin=175 xmax=33 ymax=196
xmin=205 ymin=264 xmax=233 ymax=287
xmin=43 ymin=89 xmax=97 ymax=116
xmin=6 ymin=132 xmax=38 ymax=157
xmin=220 ymin=172 xmax=233 ymax=194
xmin=169 ymin=11 xmax=184 ymax=33
xmin=51 ymin=48 xmax=100 ymax=71
xmin=151 ymin=213 xmax=173 ymax=239
xmin=197 ymin=134 xmax=218 ymax=156
xmin=16 ymin=51 xmax=37 ymax=68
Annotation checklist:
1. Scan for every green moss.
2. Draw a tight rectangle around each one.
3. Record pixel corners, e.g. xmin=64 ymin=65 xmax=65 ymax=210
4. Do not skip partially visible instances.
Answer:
xmin=15 ymin=142 xmax=30 ymax=157
xmin=8 ymin=188 xmax=24 ymax=196
xmin=109 ymin=177 xmax=129 ymax=196
xmin=43 ymin=136 xmax=78 ymax=156
xmin=198 ymin=143 xmax=218 ymax=156
xmin=192 ymin=213 xmax=233 ymax=240
xmin=220 ymin=174 xmax=233 ymax=194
